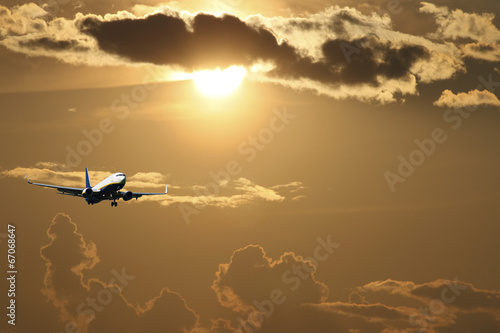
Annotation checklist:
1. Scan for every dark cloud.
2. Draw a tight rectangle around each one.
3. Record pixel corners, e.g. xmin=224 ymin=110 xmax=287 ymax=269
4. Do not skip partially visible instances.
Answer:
xmin=378 ymin=44 xmax=429 ymax=79
xmin=18 ymin=37 xmax=89 ymax=52
xmin=80 ymin=12 xmax=430 ymax=87
xmin=79 ymin=12 xmax=296 ymax=70
xmin=329 ymin=8 xmax=372 ymax=37
xmin=321 ymin=38 xmax=379 ymax=84
xmin=1 ymin=4 xmax=472 ymax=102
xmin=468 ymin=43 xmax=497 ymax=53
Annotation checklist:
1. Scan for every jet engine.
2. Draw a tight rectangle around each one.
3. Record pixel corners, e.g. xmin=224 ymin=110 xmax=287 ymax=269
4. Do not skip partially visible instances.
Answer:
xmin=123 ymin=191 xmax=134 ymax=201
xmin=82 ymin=188 xmax=93 ymax=198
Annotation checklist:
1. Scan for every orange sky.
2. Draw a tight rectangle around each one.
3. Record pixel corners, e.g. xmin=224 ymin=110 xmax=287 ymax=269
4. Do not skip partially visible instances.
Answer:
xmin=1 ymin=1 xmax=500 ymax=333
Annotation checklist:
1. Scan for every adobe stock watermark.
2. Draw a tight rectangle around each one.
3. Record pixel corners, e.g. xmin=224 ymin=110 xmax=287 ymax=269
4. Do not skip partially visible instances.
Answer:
xmin=64 ymin=67 xmax=163 ymax=169
xmin=385 ymin=72 xmax=500 ymax=192
xmin=407 ymin=277 xmax=467 ymax=333
xmin=235 ymin=235 xmax=340 ymax=333
xmin=178 ymin=106 xmax=297 ymax=224
xmin=39 ymin=65 xmax=164 ymax=180
xmin=57 ymin=267 xmax=135 ymax=333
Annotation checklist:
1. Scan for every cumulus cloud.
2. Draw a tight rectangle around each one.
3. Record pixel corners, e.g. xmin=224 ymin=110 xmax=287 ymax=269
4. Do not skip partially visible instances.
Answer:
xmin=420 ymin=2 xmax=500 ymax=43
xmin=37 ymin=216 xmax=500 ymax=333
xmin=211 ymin=245 xmax=437 ymax=333
xmin=40 ymin=213 xmax=199 ymax=333
xmin=433 ymin=89 xmax=500 ymax=108
xmin=0 ymin=4 xmax=472 ymax=103
xmin=208 ymin=246 xmax=500 ymax=333
xmin=0 ymin=3 xmax=48 ymax=37
xmin=0 ymin=4 xmax=129 ymax=66
xmin=212 ymin=244 xmax=328 ymax=313
xmin=420 ymin=2 xmax=500 ymax=63
xmin=40 ymin=213 xmax=99 ymax=323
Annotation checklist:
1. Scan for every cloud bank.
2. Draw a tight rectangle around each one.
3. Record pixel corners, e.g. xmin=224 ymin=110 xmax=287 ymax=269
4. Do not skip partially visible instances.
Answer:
xmin=3 ymin=3 xmax=498 ymax=103
xmin=35 ymin=214 xmax=500 ymax=333
xmin=208 ymin=243 xmax=500 ymax=333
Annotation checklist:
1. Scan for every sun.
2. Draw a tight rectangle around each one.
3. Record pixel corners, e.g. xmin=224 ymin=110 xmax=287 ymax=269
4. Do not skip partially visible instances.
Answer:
xmin=193 ymin=66 xmax=246 ymax=98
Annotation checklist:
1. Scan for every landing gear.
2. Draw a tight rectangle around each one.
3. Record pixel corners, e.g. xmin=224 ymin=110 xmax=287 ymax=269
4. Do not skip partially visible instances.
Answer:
xmin=111 ymin=201 xmax=118 ymax=207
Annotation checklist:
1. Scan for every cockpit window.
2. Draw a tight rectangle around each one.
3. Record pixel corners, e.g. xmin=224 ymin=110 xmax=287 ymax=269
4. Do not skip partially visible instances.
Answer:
xmin=117 ymin=173 xmax=125 ymax=177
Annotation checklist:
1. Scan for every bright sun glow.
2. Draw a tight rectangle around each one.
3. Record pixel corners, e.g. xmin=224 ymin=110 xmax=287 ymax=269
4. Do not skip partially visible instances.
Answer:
xmin=193 ymin=66 xmax=246 ymax=98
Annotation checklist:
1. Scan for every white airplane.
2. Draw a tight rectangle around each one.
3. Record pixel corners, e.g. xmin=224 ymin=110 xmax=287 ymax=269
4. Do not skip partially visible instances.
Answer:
xmin=27 ymin=168 xmax=167 ymax=207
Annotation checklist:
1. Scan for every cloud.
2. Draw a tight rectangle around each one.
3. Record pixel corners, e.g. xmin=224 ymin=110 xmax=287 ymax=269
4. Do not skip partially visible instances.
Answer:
xmin=350 ymin=278 xmax=500 ymax=333
xmin=209 ymin=318 xmax=237 ymax=333
xmin=210 ymin=253 xmax=416 ymax=333
xmin=0 ymin=3 xmax=48 ymax=37
xmin=420 ymin=2 xmax=500 ymax=43
xmin=1 ymin=165 xmax=106 ymax=187
xmin=251 ymin=277 xmax=500 ymax=333
xmin=40 ymin=213 xmax=199 ymax=333
xmin=411 ymin=280 xmax=500 ymax=311
xmin=38 ymin=216 xmax=500 ymax=333
xmin=78 ymin=8 xmax=437 ymax=103
xmin=40 ymin=213 xmax=99 ymax=322
xmin=0 ymin=4 xmax=471 ymax=103
xmin=138 ymin=177 xmax=295 ymax=208
xmin=127 ymin=171 xmax=169 ymax=189
xmin=147 ymin=177 xmax=305 ymax=208
xmin=79 ymin=11 xmax=295 ymax=71
xmin=212 ymin=244 xmax=328 ymax=314
xmin=1 ymin=164 xmax=169 ymax=189
xmin=356 ymin=278 xmax=500 ymax=312
xmin=314 ymin=301 xmax=405 ymax=320
xmin=0 ymin=4 xmax=128 ymax=66
xmin=460 ymin=42 xmax=500 ymax=62
xmin=419 ymin=2 xmax=500 ymax=63
xmin=433 ymin=89 xmax=500 ymax=108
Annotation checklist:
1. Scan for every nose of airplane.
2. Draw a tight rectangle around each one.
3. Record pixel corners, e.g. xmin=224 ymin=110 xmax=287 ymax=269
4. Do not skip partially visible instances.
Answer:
xmin=120 ymin=174 xmax=126 ymax=183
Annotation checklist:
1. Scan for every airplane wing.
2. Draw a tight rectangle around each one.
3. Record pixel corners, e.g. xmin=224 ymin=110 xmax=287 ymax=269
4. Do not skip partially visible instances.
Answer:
xmin=118 ymin=185 xmax=168 ymax=200
xmin=26 ymin=174 xmax=84 ymax=197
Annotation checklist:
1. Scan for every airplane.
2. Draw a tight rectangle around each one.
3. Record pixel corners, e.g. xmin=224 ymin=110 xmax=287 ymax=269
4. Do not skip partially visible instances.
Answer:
xmin=26 ymin=168 xmax=167 ymax=207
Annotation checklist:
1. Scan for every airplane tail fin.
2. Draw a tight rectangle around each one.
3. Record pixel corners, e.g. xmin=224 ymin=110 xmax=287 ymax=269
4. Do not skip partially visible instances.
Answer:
xmin=85 ymin=168 xmax=91 ymax=188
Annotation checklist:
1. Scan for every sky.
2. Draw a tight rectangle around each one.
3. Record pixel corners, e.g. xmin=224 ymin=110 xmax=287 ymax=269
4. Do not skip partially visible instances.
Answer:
xmin=0 ymin=0 xmax=499 ymax=332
